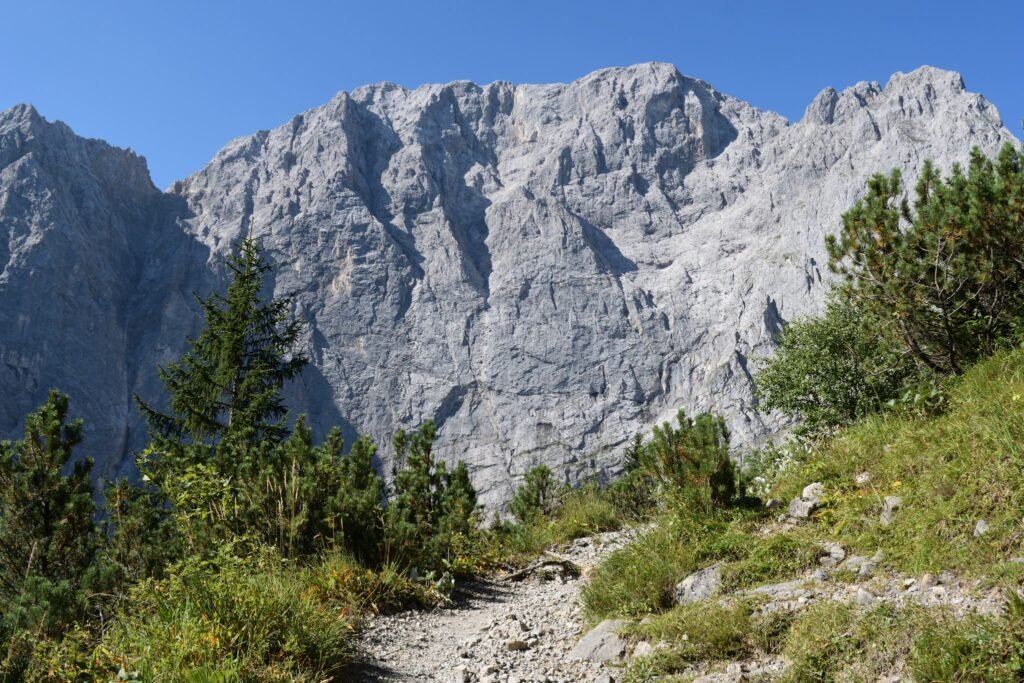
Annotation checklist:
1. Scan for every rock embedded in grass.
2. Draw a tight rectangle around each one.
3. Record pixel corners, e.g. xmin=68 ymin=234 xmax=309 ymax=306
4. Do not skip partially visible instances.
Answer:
xmin=802 ymin=482 xmax=826 ymax=504
xmin=880 ymin=495 xmax=902 ymax=526
xmin=788 ymin=497 xmax=817 ymax=519
xmin=787 ymin=482 xmax=826 ymax=520
xmin=674 ymin=563 xmax=723 ymax=605
xmin=855 ymin=587 xmax=878 ymax=606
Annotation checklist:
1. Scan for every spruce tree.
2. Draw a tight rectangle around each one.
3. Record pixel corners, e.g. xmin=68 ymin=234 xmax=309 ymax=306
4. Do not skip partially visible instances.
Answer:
xmin=132 ymin=238 xmax=313 ymax=557
xmin=137 ymin=237 xmax=307 ymax=478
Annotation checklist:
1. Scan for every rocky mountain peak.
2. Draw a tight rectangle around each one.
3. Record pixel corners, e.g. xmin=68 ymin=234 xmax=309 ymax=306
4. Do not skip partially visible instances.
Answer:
xmin=887 ymin=65 xmax=967 ymax=95
xmin=0 ymin=64 xmax=1017 ymax=506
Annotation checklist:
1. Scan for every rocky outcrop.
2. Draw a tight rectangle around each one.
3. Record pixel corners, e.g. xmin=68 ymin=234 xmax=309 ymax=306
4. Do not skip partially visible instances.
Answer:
xmin=0 ymin=105 xmax=166 ymax=478
xmin=0 ymin=64 xmax=1017 ymax=504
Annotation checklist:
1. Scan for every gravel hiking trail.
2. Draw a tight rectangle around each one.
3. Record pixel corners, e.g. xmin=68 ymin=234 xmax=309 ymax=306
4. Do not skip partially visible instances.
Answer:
xmin=351 ymin=530 xmax=636 ymax=682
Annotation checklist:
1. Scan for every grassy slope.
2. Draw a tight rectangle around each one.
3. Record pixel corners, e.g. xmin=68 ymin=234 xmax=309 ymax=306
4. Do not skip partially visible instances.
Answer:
xmin=589 ymin=348 xmax=1024 ymax=681
xmin=775 ymin=348 xmax=1024 ymax=578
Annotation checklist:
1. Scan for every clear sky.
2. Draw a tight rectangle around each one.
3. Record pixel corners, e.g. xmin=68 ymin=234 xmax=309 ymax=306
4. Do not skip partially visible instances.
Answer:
xmin=2 ymin=0 xmax=1020 ymax=188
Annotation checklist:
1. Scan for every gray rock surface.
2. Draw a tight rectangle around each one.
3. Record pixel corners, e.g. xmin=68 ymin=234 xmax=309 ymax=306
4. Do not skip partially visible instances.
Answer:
xmin=0 ymin=64 xmax=1017 ymax=503
xmin=675 ymin=562 xmax=722 ymax=604
xmin=568 ymin=619 xmax=628 ymax=663
xmin=881 ymin=495 xmax=903 ymax=526
xmin=787 ymin=496 xmax=818 ymax=520
xmin=802 ymin=482 xmax=826 ymax=504
xmin=788 ymin=481 xmax=830 ymax=520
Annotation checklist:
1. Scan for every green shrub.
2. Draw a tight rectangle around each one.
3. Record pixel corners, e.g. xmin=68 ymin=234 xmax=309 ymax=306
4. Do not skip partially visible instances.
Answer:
xmin=0 ymin=391 xmax=107 ymax=678
xmin=510 ymin=464 xmax=558 ymax=523
xmin=756 ymin=298 xmax=915 ymax=433
xmin=385 ymin=421 xmax=479 ymax=575
xmin=827 ymin=143 xmax=1024 ymax=376
xmin=646 ymin=410 xmax=737 ymax=512
xmin=605 ymin=467 xmax=658 ymax=520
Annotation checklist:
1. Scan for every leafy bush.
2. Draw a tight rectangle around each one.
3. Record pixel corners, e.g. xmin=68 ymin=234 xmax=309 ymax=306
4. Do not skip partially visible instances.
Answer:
xmin=756 ymin=298 xmax=915 ymax=433
xmin=548 ymin=482 xmax=620 ymax=540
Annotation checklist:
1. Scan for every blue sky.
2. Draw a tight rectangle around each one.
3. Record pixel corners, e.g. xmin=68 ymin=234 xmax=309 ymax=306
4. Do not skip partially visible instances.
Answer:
xmin=2 ymin=0 xmax=1020 ymax=188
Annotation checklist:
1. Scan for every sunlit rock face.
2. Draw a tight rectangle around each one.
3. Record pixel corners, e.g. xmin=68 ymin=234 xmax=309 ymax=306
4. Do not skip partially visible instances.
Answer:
xmin=0 ymin=64 xmax=1015 ymax=506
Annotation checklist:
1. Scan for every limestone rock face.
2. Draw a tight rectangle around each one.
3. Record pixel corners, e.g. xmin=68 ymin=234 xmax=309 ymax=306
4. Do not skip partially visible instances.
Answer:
xmin=0 ymin=105 xmax=164 ymax=478
xmin=0 ymin=64 xmax=1017 ymax=505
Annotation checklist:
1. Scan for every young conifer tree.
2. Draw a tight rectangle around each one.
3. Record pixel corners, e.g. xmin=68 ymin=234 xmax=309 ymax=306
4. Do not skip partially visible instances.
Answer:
xmin=0 ymin=391 xmax=97 ymax=616
xmin=137 ymin=237 xmax=307 ymax=478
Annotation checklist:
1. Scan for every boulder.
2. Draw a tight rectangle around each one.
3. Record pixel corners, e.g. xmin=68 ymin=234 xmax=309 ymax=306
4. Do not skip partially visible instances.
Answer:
xmin=817 ymin=542 xmax=846 ymax=567
xmin=674 ymin=563 xmax=722 ymax=605
xmin=788 ymin=496 xmax=818 ymax=520
xmin=855 ymin=588 xmax=878 ymax=606
xmin=802 ymin=482 xmax=826 ymax=504
xmin=631 ymin=640 xmax=656 ymax=658
xmin=568 ymin=619 xmax=627 ymax=663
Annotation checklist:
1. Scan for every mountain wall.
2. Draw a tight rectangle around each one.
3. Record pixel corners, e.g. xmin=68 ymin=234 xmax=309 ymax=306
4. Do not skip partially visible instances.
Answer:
xmin=0 ymin=64 xmax=1015 ymax=506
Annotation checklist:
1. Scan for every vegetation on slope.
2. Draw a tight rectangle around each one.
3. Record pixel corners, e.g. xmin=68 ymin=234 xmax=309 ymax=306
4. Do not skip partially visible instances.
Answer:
xmin=1 ymin=138 xmax=1021 ymax=681
xmin=588 ymin=143 xmax=1024 ymax=681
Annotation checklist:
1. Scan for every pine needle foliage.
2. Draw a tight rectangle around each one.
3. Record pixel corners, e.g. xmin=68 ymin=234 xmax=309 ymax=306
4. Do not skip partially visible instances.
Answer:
xmin=136 ymin=237 xmax=307 ymax=475
xmin=385 ymin=421 xmax=478 ymax=573
xmin=0 ymin=392 xmax=101 ymax=677
xmin=0 ymin=391 xmax=97 ymax=606
xmin=826 ymin=143 xmax=1024 ymax=375
xmin=510 ymin=464 xmax=558 ymax=523
xmin=647 ymin=410 xmax=737 ymax=511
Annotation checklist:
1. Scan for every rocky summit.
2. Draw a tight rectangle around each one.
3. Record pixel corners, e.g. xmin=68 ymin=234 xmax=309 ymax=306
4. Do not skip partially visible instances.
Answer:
xmin=0 ymin=64 xmax=1016 ymax=507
